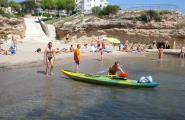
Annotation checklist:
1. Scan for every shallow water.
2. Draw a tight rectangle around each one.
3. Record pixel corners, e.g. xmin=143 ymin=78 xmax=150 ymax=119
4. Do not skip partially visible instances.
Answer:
xmin=0 ymin=54 xmax=185 ymax=120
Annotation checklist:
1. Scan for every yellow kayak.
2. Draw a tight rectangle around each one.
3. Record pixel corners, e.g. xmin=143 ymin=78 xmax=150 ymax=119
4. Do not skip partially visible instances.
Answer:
xmin=62 ymin=70 xmax=160 ymax=88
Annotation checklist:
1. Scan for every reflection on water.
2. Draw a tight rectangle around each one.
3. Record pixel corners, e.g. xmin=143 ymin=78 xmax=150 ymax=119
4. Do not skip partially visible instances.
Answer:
xmin=44 ymin=77 xmax=55 ymax=114
xmin=0 ymin=54 xmax=185 ymax=120
xmin=181 ymin=59 xmax=184 ymax=67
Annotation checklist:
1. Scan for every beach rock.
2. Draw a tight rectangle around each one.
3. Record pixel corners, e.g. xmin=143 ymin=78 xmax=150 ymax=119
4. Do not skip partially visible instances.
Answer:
xmin=55 ymin=11 xmax=185 ymax=47
xmin=0 ymin=16 xmax=25 ymax=41
xmin=170 ymin=29 xmax=185 ymax=39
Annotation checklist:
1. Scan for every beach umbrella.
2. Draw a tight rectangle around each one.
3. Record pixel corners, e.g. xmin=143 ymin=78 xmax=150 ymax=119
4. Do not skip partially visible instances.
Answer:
xmin=107 ymin=37 xmax=120 ymax=44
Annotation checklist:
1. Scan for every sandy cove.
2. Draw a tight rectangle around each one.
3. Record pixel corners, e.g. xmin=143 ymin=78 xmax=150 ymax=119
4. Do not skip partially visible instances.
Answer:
xmin=0 ymin=39 xmax=152 ymax=69
xmin=0 ymin=40 xmax=182 ymax=68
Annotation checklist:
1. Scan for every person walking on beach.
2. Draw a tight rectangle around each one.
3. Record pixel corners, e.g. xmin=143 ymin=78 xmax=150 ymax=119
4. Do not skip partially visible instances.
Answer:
xmin=158 ymin=45 xmax=164 ymax=59
xmin=74 ymin=44 xmax=81 ymax=72
xmin=99 ymin=40 xmax=106 ymax=61
xmin=44 ymin=42 xmax=55 ymax=76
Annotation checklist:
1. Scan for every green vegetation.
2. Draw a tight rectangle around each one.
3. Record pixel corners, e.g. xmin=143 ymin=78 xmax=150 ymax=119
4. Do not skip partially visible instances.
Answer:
xmin=92 ymin=5 xmax=121 ymax=16
xmin=92 ymin=7 xmax=102 ymax=16
xmin=9 ymin=1 xmax=22 ymax=12
xmin=0 ymin=0 xmax=9 ymax=7
xmin=21 ymin=0 xmax=36 ymax=13
xmin=140 ymin=10 xmax=162 ymax=22
xmin=139 ymin=10 xmax=173 ymax=22
xmin=0 ymin=9 xmax=15 ymax=18
xmin=45 ymin=12 xmax=81 ymax=24
xmin=40 ymin=0 xmax=76 ymax=16
xmin=176 ymin=21 xmax=185 ymax=29
xmin=0 ymin=0 xmax=23 ymax=18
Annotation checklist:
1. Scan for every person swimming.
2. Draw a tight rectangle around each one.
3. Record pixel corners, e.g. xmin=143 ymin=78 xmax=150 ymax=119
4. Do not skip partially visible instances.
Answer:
xmin=44 ymin=42 xmax=55 ymax=76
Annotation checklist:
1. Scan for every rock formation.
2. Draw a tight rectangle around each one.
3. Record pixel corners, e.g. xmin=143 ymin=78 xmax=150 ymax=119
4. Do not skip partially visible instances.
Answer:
xmin=55 ymin=11 xmax=185 ymax=47
xmin=0 ymin=15 xmax=25 ymax=42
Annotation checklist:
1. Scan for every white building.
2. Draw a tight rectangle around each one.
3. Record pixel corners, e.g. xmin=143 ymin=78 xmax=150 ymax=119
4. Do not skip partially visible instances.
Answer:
xmin=76 ymin=0 xmax=109 ymax=14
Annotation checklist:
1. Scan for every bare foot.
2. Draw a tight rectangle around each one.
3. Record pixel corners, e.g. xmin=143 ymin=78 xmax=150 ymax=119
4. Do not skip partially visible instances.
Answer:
xmin=49 ymin=72 xmax=53 ymax=75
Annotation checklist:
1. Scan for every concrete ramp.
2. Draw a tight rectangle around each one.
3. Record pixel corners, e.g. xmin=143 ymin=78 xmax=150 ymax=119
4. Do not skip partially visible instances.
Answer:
xmin=48 ymin=24 xmax=56 ymax=41
xmin=24 ymin=18 xmax=50 ymax=43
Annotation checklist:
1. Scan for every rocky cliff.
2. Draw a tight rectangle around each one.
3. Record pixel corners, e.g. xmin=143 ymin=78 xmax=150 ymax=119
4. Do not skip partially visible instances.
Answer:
xmin=0 ymin=15 xmax=25 ymax=41
xmin=55 ymin=11 xmax=185 ymax=47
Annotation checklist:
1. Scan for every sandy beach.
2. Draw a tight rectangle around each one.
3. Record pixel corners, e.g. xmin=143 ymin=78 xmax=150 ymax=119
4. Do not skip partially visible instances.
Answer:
xmin=0 ymin=42 xmax=148 ymax=69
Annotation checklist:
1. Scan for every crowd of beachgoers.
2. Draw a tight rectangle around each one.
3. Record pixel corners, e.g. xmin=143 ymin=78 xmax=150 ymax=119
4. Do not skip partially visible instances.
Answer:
xmin=0 ymin=33 xmax=185 ymax=76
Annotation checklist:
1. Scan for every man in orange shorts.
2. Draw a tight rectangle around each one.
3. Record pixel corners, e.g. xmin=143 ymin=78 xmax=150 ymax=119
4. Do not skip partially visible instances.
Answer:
xmin=74 ymin=44 xmax=81 ymax=72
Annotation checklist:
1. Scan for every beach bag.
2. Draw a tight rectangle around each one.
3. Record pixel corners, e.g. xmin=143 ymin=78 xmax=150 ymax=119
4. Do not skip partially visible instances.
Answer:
xmin=146 ymin=76 xmax=153 ymax=82
xmin=138 ymin=76 xmax=153 ymax=83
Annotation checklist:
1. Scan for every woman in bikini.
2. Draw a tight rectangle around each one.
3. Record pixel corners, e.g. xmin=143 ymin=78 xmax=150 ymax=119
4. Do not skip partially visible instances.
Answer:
xmin=44 ymin=42 xmax=55 ymax=76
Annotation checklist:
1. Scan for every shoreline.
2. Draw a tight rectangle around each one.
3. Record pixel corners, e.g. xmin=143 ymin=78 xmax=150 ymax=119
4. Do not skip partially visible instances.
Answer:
xmin=0 ymin=51 xmax=149 ymax=71
xmin=0 ymin=45 xmax=181 ymax=71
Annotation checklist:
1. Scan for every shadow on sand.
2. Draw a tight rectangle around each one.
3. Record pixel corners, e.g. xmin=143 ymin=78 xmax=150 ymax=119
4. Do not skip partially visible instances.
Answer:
xmin=37 ymin=70 xmax=46 ymax=75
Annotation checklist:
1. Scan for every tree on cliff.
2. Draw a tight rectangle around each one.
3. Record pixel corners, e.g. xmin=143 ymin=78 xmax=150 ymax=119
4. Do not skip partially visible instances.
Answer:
xmin=9 ymin=0 xmax=22 ymax=12
xmin=101 ymin=5 xmax=121 ymax=16
xmin=41 ymin=0 xmax=55 ymax=15
xmin=64 ymin=0 xmax=76 ymax=15
xmin=21 ymin=0 xmax=36 ymax=13
xmin=55 ymin=0 xmax=76 ymax=16
xmin=40 ymin=0 xmax=76 ymax=16
xmin=0 ymin=0 xmax=9 ymax=7
xmin=92 ymin=5 xmax=121 ymax=16
xmin=92 ymin=6 xmax=101 ymax=16
xmin=55 ymin=0 xmax=65 ymax=16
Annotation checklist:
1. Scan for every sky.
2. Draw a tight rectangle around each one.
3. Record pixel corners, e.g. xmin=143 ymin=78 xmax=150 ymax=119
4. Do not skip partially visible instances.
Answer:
xmin=16 ymin=0 xmax=185 ymax=11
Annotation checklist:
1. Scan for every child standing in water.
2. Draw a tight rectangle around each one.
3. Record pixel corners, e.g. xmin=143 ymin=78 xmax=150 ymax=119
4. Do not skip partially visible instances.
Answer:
xmin=158 ymin=45 xmax=164 ymax=59
xmin=74 ymin=44 xmax=81 ymax=72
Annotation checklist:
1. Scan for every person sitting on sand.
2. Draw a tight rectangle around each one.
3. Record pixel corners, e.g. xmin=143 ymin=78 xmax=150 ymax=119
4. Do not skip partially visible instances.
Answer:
xmin=35 ymin=48 xmax=41 ymax=53
xmin=137 ymin=44 xmax=144 ymax=52
xmin=12 ymin=35 xmax=17 ymax=50
xmin=84 ymin=44 xmax=88 ymax=49
xmin=0 ymin=46 xmax=15 ymax=55
xmin=158 ymin=45 xmax=164 ymax=59
xmin=108 ymin=62 xmax=125 ymax=75
xmin=44 ymin=42 xmax=55 ymax=76
xmin=55 ymin=48 xmax=61 ymax=54
xmin=70 ymin=45 xmax=74 ymax=52
xmin=119 ymin=43 xmax=125 ymax=51
xmin=0 ymin=49 xmax=8 ymax=55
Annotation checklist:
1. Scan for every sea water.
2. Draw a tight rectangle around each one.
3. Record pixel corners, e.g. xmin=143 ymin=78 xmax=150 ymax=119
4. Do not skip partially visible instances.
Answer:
xmin=0 ymin=53 xmax=184 ymax=120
